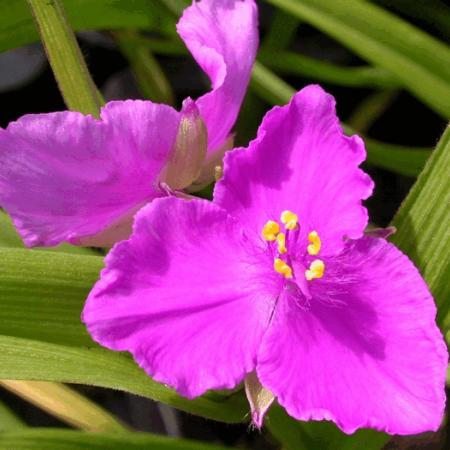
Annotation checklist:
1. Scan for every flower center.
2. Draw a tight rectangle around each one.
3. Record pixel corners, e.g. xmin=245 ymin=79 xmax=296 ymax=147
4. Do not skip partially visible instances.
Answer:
xmin=261 ymin=210 xmax=325 ymax=281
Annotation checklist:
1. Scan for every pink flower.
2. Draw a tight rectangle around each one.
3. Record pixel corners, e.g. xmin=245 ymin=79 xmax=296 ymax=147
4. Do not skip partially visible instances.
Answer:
xmin=83 ymin=86 xmax=448 ymax=434
xmin=0 ymin=0 xmax=258 ymax=247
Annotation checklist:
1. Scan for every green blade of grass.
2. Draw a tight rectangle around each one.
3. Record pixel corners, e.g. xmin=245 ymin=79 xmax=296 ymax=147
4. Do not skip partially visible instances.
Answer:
xmin=0 ymin=334 xmax=247 ymax=423
xmin=27 ymin=0 xmax=104 ymax=116
xmin=347 ymin=89 xmax=399 ymax=134
xmin=266 ymin=0 xmax=450 ymax=118
xmin=258 ymin=50 xmax=399 ymax=88
xmin=0 ymin=247 xmax=247 ymax=423
xmin=0 ymin=248 xmax=103 ymax=347
xmin=0 ymin=428 xmax=230 ymax=450
xmin=262 ymin=10 xmax=300 ymax=50
xmin=251 ymin=61 xmax=431 ymax=177
xmin=114 ymin=30 xmax=174 ymax=105
xmin=0 ymin=0 xmax=176 ymax=53
xmin=391 ymin=124 xmax=450 ymax=330
xmin=0 ymin=400 xmax=26 ymax=432
xmin=0 ymin=210 xmax=94 ymax=255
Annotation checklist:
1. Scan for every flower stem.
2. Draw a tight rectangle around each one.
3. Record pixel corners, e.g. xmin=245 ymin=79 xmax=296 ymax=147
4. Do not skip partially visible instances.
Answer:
xmin=27 ymin=0 xmax=104 ymax=117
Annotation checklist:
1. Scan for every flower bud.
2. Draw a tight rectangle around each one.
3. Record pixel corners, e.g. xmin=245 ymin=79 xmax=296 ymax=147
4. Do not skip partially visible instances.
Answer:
xmin=161 ymin=98 xmax=207 ymax=190
xmin=244 ymin=371 xmax=275 ymax=429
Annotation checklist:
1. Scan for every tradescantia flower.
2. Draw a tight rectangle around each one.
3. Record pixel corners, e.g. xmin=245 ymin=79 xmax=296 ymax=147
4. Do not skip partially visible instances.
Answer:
xmin=82 ymin=85 xmax=448 ymax=434
xmin=0 ymin=0 xmax=257 ymax=247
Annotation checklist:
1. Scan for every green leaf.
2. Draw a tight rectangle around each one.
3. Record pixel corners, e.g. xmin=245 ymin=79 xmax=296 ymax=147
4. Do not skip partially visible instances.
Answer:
xmin=0 ymin=334 xmax=247 ymax=423
xmin=158 ymin=0 xmax=189 ymax=17
xmin=0 ymin=246 xmax=248 ymax=422
xmin=27 ymin=0 xmax=104 ymax=116
xmin=250 ymin=60 xmax=296 ymax=106
xmin=0 ymin=0 xmax=176 ymax=54
xmin=0 ymin=244 xmax=124 ymax=434
xmin=0 ymin=428 xmax=230 ymax=450
xmin=267 ymin=404 xmax=389 ymax=450
xmin=0 ymin=381 xmax=125 ymax=432
xmin=347 ymin=90 xmax=399 ymax=134
xmin=114 ymin=30 xmax=175 ymax=105
xmin=343 ymin=128 xmax=431 ymax=178
xmin=235 ymin=91 xmax=267 ymax=147
xmin=0 ymin=212 xmax=23 ymax=248
xmin=365 ymin=143 xmax=430 ymax=178
xmin=258 ymin=50 xmax=399 ymax=89
xmin=0 ymin=210 xmax=94 ymax=255
xmin=391 ymin=124 xmax=450 ymax=329
xmin=251 ymin=62 xmax=431 ymax=177
xmin=266 ymin=0 xmax=450 ymax=118
xmin=0 ymin=248 xmax=101 ymax=347
xmin=375 ymin=0 xmax=450 ymax=38
xmin=136 ymin=37 xmax=186 ymax=57
xmin=0 ymin=400 xmax=25 ymax=432
xmin=262 ymin=10 xmax=300 ymax=51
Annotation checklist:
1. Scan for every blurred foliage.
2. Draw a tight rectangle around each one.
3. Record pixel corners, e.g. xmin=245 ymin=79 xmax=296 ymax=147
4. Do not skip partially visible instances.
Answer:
xmin=0 ymin=429 xmax=231 ymax=450
xmin=0 ymin=400 xmax=25 ymax=432
xmin=266 ymin=0 xmax=450 ymax=118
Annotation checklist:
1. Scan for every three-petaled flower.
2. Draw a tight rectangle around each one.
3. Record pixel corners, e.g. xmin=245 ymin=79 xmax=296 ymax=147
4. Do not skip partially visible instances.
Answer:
xmin=0 ymin=0 xmax=258 ymax=247
xmin=83 ymin=86 xmax=447 ymax=435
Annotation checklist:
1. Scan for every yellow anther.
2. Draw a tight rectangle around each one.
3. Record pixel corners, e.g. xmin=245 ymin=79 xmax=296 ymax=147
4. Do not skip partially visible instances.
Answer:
xmin=305 ymin=259 xmax=325 ymax=281
xmin=274 ymin=258 xmax=293 ymax=279
xmin=262 ymin=220 xmax=280 ymax=241
xmin=307 ymin=231 xmax=321 ymax=255
xmin=280 ymin=210 xmax=298 ymax=230
xmin=276 ymin=232 xmax=287 ymax=254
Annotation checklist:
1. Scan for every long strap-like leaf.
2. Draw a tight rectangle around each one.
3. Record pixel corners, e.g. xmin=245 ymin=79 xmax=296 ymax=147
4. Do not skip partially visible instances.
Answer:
xmin=266 ymin=0 xmax=450 ymax=118
xmin=391 ymin=124 xmax=450 ymax=329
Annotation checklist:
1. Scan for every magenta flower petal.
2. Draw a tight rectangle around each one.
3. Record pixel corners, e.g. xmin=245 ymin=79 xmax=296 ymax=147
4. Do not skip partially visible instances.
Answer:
xmin=177 ymin=0 xmax=258 ymax=153
xmin=82 ymin=197 xmax=279 ymax=398
xmin=0 ymin=101 xmax=180 ymax=247
xmin=79 ymin=84 xmax=446 ymax=433
xmin=257 ymin=236 xmax=447 ymax=434
xmin=215 ymin=85 xmax=374 ymax=255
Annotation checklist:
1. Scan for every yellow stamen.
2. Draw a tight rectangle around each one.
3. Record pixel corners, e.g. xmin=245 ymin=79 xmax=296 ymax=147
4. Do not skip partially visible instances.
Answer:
xmin=262 ymin=220 xmax=280 ymax=241
xmin=307 ymin=231 xmax=321 ymax=255
xmin=274 ymin=258 xmax=293 ymax=279
xmin=214 ymin=165 xmax=223 ymax=181
xmin=276 ymin=232 xmax=287 ymax=254
xmin=280 ymin=210 xmax=298 ymax=230
xmin=305 ymin=259 xmax=325 ymax=281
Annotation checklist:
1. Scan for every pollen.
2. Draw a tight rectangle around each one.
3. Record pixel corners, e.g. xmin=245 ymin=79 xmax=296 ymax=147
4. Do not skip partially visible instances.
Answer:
xmin=262 ymin=220 xmax=280 ymax=241
xmin=305 ymin=259 xmax=325 ymax=281
xmin=274 ymin=258 xmax=293 ymax=279
xmin=280 ymin=210 xmax=298 ymax=230
xmin=307 ymin=231 xmax=321 ymax=255
xmin=276 ymin=232 xmax=287 ymax=254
